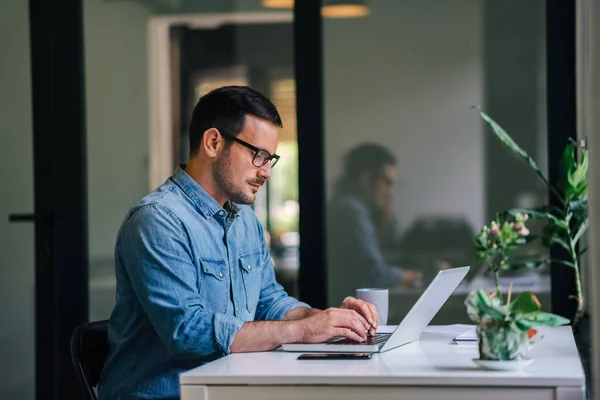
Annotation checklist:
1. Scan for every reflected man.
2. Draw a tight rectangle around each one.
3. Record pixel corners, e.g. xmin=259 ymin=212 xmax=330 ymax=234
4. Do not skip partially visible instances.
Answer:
xmin=327 ymin=143 xmax=422 ymax=305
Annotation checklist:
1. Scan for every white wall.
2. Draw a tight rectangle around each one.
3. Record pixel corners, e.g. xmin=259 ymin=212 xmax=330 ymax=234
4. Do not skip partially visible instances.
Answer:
xmin=324 ymin=0 xmax=484 ymax=233
xmin=84 ymin=0 xmax=154 ymax=264
xmin=0 ymin=1 xmax=35 ymax=399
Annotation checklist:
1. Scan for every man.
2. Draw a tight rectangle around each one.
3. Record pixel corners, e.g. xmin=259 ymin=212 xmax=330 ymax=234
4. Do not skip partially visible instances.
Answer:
xmin=98 ymin=86 xmax=379 ymax=400
xmin=327 ymin=143 xmax=423 ymax=305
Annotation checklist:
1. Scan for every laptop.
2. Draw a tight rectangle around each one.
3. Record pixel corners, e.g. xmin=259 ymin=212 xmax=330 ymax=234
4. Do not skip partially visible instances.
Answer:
xmin=281 ymin=266 xmax=470 ymax=353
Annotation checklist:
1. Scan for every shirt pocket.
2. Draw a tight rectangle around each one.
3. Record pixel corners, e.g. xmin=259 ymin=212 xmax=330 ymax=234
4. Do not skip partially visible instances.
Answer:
xmin=238 ymin=250 xmax=265 ymax=313
xmin=199 ymin=256 xmax=228 ymax=313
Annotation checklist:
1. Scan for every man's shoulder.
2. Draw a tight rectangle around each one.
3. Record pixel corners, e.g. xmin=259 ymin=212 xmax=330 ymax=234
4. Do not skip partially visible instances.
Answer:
xmin=121 ymin=181 xmax=185 ymax=230
xmin=329 ymin=194 xmax=368 ymax=215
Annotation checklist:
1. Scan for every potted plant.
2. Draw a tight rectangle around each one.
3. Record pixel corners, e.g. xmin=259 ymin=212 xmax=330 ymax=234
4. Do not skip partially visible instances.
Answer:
xmin=472 ymin=106 xmax=589 ymax=325
xmin=466 ymin=287 xmax=569 ymax=366
xmin=468 ymin=213 xmax=569 ymax=366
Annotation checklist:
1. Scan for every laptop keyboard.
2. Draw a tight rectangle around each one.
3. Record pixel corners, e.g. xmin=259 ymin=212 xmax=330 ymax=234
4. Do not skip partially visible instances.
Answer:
xmin=326 ymin=333 xmax=391 ymax=346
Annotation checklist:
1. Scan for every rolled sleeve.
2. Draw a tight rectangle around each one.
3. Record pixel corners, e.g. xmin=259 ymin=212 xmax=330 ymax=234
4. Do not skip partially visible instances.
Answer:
xmin=254 ymin=256 xmax=312 ymax=321
xmin=214 ymin=313 xmax=246 ymax=355
xmin=262 ymin=296 xmax=311 ymax=321
xmin=252 ymin=218 xmax=311 ymax=321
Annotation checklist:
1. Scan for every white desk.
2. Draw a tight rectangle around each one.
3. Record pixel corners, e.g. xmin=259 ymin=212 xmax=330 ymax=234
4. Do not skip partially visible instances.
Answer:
xmin=180 ymin=326 xmax=585 ymax=400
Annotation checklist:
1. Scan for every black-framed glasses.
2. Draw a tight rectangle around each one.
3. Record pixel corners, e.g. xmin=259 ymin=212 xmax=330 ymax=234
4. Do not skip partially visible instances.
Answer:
xmin=220 ymin=132 xmax=280 ymax=168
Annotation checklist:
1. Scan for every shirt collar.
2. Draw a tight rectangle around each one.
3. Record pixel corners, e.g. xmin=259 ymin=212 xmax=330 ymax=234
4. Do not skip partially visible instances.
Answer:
xmin=171 ymin=165 xmax=239 ymax=219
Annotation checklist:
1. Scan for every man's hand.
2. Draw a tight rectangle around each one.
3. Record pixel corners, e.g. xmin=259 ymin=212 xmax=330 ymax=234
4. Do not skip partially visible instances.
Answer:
xmin=282 ymin=307 xmax=321 ymax=321
xmin=400 ymin=269 xmax=423 ymax=288
xmin=340 ymin=297 xmax=379 ymax=336
xmin=230 ymin=308 xmax=369 ymax=353
xmin=293 ymin=308 xmax=369 ymax=343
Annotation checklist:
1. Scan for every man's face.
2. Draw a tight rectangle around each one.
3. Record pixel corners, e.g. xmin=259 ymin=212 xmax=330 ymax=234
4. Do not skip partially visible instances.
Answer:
xmin=370 ymin=164 xmax=397 ymax=209
xmin=213 ymin=115 xmax=278 ymax=205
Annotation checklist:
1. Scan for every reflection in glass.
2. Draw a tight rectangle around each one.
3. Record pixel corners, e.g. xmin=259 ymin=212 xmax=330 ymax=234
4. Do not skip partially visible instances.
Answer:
xmin=324 ymin=0 xmax=548 ymax=324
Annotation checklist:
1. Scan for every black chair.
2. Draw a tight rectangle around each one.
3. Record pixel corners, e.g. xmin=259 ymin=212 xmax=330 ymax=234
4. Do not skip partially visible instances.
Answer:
xmin=71 ymin=320 xmax=109 ymax=400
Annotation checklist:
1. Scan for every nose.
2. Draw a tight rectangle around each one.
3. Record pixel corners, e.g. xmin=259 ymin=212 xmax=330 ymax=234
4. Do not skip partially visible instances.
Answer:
xmin=257 ymin=163 xmax=271 ymax=180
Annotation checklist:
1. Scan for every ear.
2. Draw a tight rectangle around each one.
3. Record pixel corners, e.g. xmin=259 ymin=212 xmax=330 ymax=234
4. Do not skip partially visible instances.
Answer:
xmin=201 ymin=128 xmax=224 ymax=159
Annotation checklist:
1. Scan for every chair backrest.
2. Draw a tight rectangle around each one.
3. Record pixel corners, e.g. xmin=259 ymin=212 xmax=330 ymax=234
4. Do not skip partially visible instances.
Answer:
xmin=70 ymin=320 xmax=109 ymax=400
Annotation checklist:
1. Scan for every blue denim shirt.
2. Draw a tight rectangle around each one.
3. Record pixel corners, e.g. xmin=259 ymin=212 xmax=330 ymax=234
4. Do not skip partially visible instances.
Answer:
xmin=98 ymin=166 xmax=309 ymax=400
xmin=327 ymin=194 xmax=403 ymax=304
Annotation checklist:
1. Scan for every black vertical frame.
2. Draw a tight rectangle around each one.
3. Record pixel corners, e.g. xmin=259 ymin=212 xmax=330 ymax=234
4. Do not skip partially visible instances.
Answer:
xmin=294 ymin=0 xmax=327 ymax=309
xmin=546 ymin=0 xmax=578 ymax=320
xmin=28 ymin=0 xmax=89 ymax=399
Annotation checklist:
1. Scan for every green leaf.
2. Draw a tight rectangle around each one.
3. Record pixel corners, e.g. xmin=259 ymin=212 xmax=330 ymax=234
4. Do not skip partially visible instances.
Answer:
xmin=501 ymin=259 xmax=549 ymax=271
xmin=571 ymin=149 xmax=588 ymax=196
xmin=579 ymin=246 xmax=589 ymax=257
xmin=542 ymin=234 xmax=570 ymax=251
xmin=569 ymin=196 xmax=588 ymax=222
xmin=510 ymin=291 xmax=541 ymax=314
xmin=561 ymin=145 xmax=589 ymax=201
xmin=573 ymin=219 xmax=589 ymax=245
xmin=466 ymin=290 xmax=507 ymax=321
xmin=524 ymin=312 xmax=570 ymax=327
xmin=551 ymin=259 xmax=575 ymax=268
xmin=504 ymin=207 xmax=566 ymax=228
xmin=475 ymin=289 xmax=492 ymax=307
xmin=559 ymin=144 xmax=577 ymax=193
xmin=474 ymin=235 xmax=487 ymax=249
xmin=515 ymin=318 xmax=536 ymax=331
xmin=472 ymin=106 xmax=563 ymax=202
xmin=515 ymin=234 xmax=540 ymax=245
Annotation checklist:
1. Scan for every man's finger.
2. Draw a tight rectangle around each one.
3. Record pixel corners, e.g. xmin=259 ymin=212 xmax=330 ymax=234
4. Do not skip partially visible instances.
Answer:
xmin=337 ymin=310 xmax=368 ymax=340
xmin=350 ymin=300 xmax=374 ymax=326
xmin=333 ymin=328 xmax=364 ymax=343
xmin=347 ymin=317 xmax=368 ymax=340
xmin=338 ymin=308 xmax=369 ymax=331
xmin=355 ymin=302 xmax=375 ymax=335
xmin=367 ymin=302 xmax=379 ymax=327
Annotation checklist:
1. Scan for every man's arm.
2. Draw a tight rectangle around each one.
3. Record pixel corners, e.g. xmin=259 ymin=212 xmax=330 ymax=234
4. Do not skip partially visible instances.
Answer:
xmin=119 ymin=205 xmax=244 ymax=359
xmin=230 ymin=308 xmax=369 ymax=353
xmin=252 ymin=218 xmax=317 ymax=321
xmin=282 ymin=307 xmax=321 ymax=320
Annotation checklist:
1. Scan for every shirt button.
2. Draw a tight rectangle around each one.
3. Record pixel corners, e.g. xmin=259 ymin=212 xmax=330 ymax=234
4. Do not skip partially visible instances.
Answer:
xmin=247 ymin=265 xmax=251 ymax=270
xmin=219 ymin=272 xmax=223 ymax=277
xmin=218 ymin=211 xmax=224 ymax=216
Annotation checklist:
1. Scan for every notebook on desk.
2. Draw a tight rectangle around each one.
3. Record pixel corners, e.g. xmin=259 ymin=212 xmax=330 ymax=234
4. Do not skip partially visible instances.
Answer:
xmin=281 ymin=266 xmax=470 ymax=353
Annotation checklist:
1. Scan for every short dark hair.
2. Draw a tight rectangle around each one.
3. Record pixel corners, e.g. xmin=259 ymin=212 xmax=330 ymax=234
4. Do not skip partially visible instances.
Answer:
xmin=344 ymin=143 xmax=397 ymax=180
xmin=188 ymin=86 xmax=283 ymax=156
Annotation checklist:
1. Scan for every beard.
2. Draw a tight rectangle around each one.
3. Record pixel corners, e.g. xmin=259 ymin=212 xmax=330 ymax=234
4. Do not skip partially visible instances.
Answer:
xmin=213 ymin=147 xmax=263 ymax=205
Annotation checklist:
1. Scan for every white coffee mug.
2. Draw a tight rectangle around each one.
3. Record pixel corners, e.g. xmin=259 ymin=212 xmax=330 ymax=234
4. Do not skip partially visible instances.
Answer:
xmin=356 ymin=288 xmax=389 ymax=326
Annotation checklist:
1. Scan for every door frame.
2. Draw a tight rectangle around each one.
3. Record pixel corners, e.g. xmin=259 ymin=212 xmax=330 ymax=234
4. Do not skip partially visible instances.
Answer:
xmin=147 ymin=11 xmax=293 ymax=190
xmin=27 ymin=0 xmax=88 ymax=399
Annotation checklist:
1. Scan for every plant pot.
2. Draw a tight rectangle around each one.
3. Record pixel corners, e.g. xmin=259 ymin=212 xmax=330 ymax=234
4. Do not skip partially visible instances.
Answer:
xmin=477 ymin=324 xmax=529 ymax=361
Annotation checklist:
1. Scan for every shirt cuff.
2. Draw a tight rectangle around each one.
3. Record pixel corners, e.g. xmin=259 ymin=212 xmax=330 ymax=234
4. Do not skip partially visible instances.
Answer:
xmin=213 ymin=313 xmax=245 ymax=355
xmin=266 ymin=297 xmax=311 ymax=321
